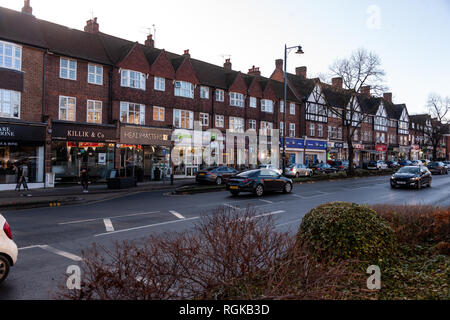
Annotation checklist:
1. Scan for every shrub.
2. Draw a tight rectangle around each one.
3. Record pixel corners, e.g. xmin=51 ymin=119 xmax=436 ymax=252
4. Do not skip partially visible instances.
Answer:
xmin=297 ymin=202 xmax=397 ymax=263
xmin=329 ymin=171 xmax=347 ymax=179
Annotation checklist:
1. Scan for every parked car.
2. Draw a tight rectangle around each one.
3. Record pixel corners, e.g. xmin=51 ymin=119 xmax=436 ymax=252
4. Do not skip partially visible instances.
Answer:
xmin=226 ymin=169 xmax=293 ymax=197
xmin=310 ymin=163 xmax=338 ymax=174
xmin=427 ymin=162 xmax=449 ymax=175
xmin=329 ymin=160 xmax=350 ymax=171
xmin=390 ymin=166 xmax=431 ymax=189
xmin=284 ymin=163 xmax=313 ymax=178
xmin=411 ymin=160 xmax=424 ymax=166
xmin=367 ymin=160 xmax=388 ymax=170
xmin=258 ymin=164 xmax=282 ymax=175
xmin=195 ymin=166 xmax=239 ymax=185
xmin=385 ymin=160 xmax=400 ymax=169
xmin=398 ymin=160 xmax=412 ymax=167
xmin=0 ymin=214 xmax=18 ymax=284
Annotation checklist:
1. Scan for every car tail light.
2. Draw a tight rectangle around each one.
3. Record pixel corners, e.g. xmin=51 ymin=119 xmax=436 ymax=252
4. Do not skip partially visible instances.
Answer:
xmin=242 ymin=178 xmax=251 ymax=184
xmin=3 ymin=221 xmax=12 ymax=240
xmin=290 ymin=168 xmax=294 ymax=171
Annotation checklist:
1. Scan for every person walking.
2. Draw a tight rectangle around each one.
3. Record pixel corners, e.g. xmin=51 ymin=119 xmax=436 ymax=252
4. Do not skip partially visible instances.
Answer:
xmin=15 ymin=160 xmax=29 ymax=192
xmin=80 ymin=165 xmax=89 ymax=193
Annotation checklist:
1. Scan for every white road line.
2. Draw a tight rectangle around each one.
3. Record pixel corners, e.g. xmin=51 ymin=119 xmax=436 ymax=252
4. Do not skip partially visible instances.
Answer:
xmin=58 ymin=211 xmax=160 ymax=225
xmin=103 ymin=218 xmax=114 ymax=232
xmin=94 ymin=216 xmax=200 ymax=237
xmin=259 ymin=199 xmax=273 ymax=204
xmin=39 ymin=245 xmax=83 ymax=262
xmin=241 ymin=210 xmax=285 ymax=221
xmin=223 ymin=203 xmax=239 ymax=210
xmin=169 ymin=210 xmax=185 ymax=220
xmin=18 ymin=245 xmax=43 ymax=251
xmin=292 ymin=194 xmax=305 ymax=199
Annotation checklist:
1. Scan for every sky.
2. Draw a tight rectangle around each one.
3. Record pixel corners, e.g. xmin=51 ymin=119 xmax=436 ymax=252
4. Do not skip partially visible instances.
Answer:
xmin=1 ymin=0 xmax=449 ymax=115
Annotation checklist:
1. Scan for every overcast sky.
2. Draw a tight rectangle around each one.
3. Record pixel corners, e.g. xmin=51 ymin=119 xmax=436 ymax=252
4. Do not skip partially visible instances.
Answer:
xmin=2 ymin=0 xmax=450 ymax=114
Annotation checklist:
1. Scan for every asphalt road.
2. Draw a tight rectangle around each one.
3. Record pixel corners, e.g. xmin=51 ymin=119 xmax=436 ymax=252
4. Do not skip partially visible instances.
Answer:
xmin=1 ymin=174 xmax=449 ymax=300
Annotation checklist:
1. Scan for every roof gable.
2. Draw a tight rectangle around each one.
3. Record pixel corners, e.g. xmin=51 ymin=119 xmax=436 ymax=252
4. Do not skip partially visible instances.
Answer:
xmin=307 ymin=84 xmax=326 ymax=105
xmin=247 ymin=77 xmax=263 ymax=98
xmin=228 ymin=72 xmax=247 ymax=94
xmin=116 ymin=42 xmax=151 ymax=74
xmin=149 ymin=49 xmax=175 ymax=79
xmin=174 ymin=57 xmax=199 ymax=84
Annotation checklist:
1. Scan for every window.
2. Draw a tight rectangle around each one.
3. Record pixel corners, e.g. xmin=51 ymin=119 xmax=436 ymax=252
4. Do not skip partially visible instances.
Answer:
xmin=309 ymin=123 xmax=315 ymax=136
xmin=289 ymin=123 xmax=296 ymax=137
xmin=120 ymin=102 xmax=145 ymax=125
xmin=153 ymin=106 xmax=165 ymax=121
xmin=173 ymin=109 xmax=193 ymax=129
xmin=250 ymin=97 xmax=257 ymax=108
xmin=261 ymin=99 xmax=273 ymax=113
xmin=328 ymin=108 xmax=342 ymax=118
xmin=0 ymin=89 xmax=20 ymax=119
xmin=260 ymin=121 xmax=273 ymax=135
xmin=317 ymin=124 xmax=323 ymax=137
xmin=280 ymin=101 xmax=285 ymax=113
xmin=306 ymin=103 xmax=327 ymax=122
xmin=200 ymin=113 xmax=209 ymax=126
xmin=154 ymin=77 xmax=165 ymax=91
xmin=174 ymin=81 xmax=194 ymax=98
xmin=59 ymin=96 xmax=76 ymax=121
xmin=215 ymin=115 xmax=224 ymax=128
xmin=200 ymin=86 xmax=209 ymax=99
xmin=0 ymin=41 xmax=21 ymax=71
xmin=230 ymin=92 xmax=244 ymax=107
xmin=338 ymin=127 xmax=343 ymax=139
xmin=60 ymin=58 xmax=77 ymax=80
xmin=121 ymin=70 xmax=146 ymax=90
xmin=249 ymin=119 xmax=257 ymax=130
xmin=279 ymin=121 xmax=284 ymax=136
xmin=229 ymin=117 xmax=244 ymax=133
xmin=88 ymin=64 xmax=103 ymax=85
xmin=289 ymin=102 xmax=295 ymax=115
xmin=87 ymin=100 xmax=102 ymax=124
xmin=216 ymin=89 xmax=224 ymax=102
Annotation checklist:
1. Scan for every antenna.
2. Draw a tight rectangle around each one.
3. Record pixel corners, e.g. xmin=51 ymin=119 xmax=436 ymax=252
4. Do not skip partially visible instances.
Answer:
xmin=220 ymin=54 xmax=231 ymax=62
xmin=152 ymin=24 xmax=156 ymax=41
xmin=89 ymin=9 xmax=94 ymax=20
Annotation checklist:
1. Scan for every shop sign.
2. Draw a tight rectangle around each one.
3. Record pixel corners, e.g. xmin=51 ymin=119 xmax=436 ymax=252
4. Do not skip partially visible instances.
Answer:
xmin=333 ymin=142 xmax=344 ymax=148
xmin=353 ymin=144 xmax=364 ymax=150
xmin=120 ymin=126 xmax=171 ymax=146
xmin=375 ymin=144 xmax=387 ymax=152
xmin=0 ymin=123 xmax=45 ymax=143
xmin=52 ymin=121 xmax=116 ymax=143
xmin=281 ymin=138 xmax=327 ymax=150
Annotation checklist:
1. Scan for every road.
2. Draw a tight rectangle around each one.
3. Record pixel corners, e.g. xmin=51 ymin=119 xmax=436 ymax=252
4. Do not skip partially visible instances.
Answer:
xmin=1 ymin=174 xmax=449 ymax=299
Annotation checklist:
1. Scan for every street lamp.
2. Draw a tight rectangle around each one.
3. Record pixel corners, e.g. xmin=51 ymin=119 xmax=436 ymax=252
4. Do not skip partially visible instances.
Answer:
xmin=282 ymin=44 xmax=304 ymax=173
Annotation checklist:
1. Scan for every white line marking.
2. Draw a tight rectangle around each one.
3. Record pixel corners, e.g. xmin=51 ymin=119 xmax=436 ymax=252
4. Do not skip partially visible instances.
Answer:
xmin=223 ymin=203 xmax=239 ymax=210
xmin=169 ymin=210 xmax=185 ymax=220
xmin=241 ymin=210 xmax=285 ymax=221
xmin=103 ymin=218 xmax=114 ymax=232
xmin=39 ymin=245 xmax=83 ymax=262
xmin=292 ymin=194 xmax=306 ymax=199
xmin=18 ymin=245 xmax=43 ymax=251
xmin=259 ymin=199 xmax=273 ymax=204
xmin=94 ymin=216 xmax=200 ymax=237
xmin=58 ymin=211 xmax=160 ymax=225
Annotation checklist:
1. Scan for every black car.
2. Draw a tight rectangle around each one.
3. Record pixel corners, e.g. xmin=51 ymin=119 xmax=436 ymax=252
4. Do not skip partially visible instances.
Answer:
xmin=385 ymin=160 xmax=400 ymax=169
xmin=329 ymin=160 xmax=349 ymax=171
xmin=226 ymin=169 xmax=293 ymax=197
xmin=398 ymin=160 xmax=412 ymax=167
xmin=390 ymin=166 xmax=432 ymax=189
xmin=196 ymin=166 xmax=239 ymax=185
xmin=311 ymin=163 xmax=337 ymax=174
xmin=427 ymin=162 xmax=448 ymax=175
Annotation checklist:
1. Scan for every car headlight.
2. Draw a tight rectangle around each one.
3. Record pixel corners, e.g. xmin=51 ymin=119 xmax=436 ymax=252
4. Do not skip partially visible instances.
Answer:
xmin=411 ymin=177 xmax=419 ymax=181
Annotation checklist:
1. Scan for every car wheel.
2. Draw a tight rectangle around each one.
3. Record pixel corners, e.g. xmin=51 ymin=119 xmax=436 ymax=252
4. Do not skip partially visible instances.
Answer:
xmin=283 ymin=182 xmax=292 ymax=193
xmin=230 ymin=191 xmax=240 ymax=196
xmin=254 ymin=184 xmax=264 ymax=197
xmin=216 ymin=177 xmax=222 ymax=185
xmin=0 ymin=255 xmax=11 ymax=284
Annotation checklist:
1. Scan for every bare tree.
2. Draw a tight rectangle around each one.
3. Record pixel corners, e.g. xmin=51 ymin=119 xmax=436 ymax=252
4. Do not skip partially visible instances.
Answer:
xmin=426 ymin=93 xmax=449 ymax=160
xmin=313 ymin=48 xmax=387 ymax=176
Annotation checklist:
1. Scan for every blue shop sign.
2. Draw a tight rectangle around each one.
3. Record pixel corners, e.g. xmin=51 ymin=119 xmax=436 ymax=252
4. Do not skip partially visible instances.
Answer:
xmin=281 ymin=138 xmax=327 ymax=150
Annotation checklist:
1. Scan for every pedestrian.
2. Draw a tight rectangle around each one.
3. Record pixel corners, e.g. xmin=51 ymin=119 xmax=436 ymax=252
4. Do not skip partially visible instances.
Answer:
xmin=15 ymin=160 xmax=29 ymax=191
xmin=80 ymin=165 xmax=89 ymax=193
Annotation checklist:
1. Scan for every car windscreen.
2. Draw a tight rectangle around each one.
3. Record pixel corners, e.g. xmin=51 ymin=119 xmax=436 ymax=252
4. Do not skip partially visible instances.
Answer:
xmin=397 ymin=167 xmax=420 ymax=174
xmin=237 ymin=170 xmax=259 ymax=177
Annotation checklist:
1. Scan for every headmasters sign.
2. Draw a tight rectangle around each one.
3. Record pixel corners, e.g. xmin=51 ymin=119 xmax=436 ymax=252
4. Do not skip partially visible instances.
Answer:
xmin=120 ymin=125 xmax=171 ymax=146
xmin=52 ymin=121 xmax=116 ymax=143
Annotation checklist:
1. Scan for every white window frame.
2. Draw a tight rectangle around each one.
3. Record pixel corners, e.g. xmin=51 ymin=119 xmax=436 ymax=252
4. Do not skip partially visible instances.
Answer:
xmin=200 ymin=86 xmax=209 ymax=99
xmin=215 ymin=115 xmax=224 ymax=128
xmin=318 ymin=124 xmax=323 ymax=137
xmin=229 ymin=117 xmax=244 ymax=133
xmin=154 ymin=77 xmax=165 ymax=91
xmin=216 ymin=89 xmax=224 ymax=102
xmin=260 ymin=121 xmax=273 ymax=135
xmin=309 ymin=123 xmax=315 ymax=136
xmin=261 ymin=99 xmax=273 ymax=113
xmin=280 ymin=101 xmax=285 ymax=113
xmin=174 ymin=81 xmax=194 ymax=98
xmin=121 ymin=69 xmax=146 ymax=90
xmin=59 ymin=96 xmax=76 ymax=121
xmin=60 ymin=58 xmax=77 ymax=80
xmin=200 ymin=113 xmax=209 ymax=126
xmin=88 ymin=64 xmax=103 ymax=85
xmin=289 ymin=123 xmax=296 ymax=138
xmin=120 ymin=102 xmax=145 ymax=125
xmin=249 ymin=119 xmax=257 ymax=130
xmin=289 ymin=102 xmax=296 ymax=115
xmin=153 ymin=106 xmax=165 ymax=122
xmin=229 ymin=92 xmax=244 ymax=107
xmin=86 ymin=100 xmax=102 ymax=124
xmin=173 ymin=109 xmax=194 ymax=129
xmin=0 ymin=89 xmax=20 ymax=119
xmin=0 ymin=40 xmax=22 ymax=71
xmin=249 ymin=97 xmax=257 ymax=108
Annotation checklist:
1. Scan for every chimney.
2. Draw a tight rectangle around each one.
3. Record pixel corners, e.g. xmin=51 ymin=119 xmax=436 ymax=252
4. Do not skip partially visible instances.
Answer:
xmin=145 ymin=34 xmax=154 ymax=48
xmin=296 ymin=66 xmax=307 ymax=79
xmin=21 ymin=0 xmax=33 ymax=15
xmin=383 ymin=92 xmax=392 ymax=103
xmin=275 ymin=59 xmax=283 ymax=70
xmin=248 ymin=66 xmax=261 ymax=76
xmin=332 ymin=77 xmax=343 ymax=89
xmin=84 ymin=17 xmax=99 ymax=33
xmin=224 ymin=58 xmax=232 ymax=70
xmin=361 ymin=85 xmax=371 ymax=97
xmin=183 ymin=49 xmax=190 ymax=57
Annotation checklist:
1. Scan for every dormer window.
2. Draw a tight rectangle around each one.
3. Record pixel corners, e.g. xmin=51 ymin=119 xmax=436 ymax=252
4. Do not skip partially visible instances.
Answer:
xmin=174 ymin=81 xmax=194 ymax=98
xmin=121 ymin=69 xmax=146 ymax=90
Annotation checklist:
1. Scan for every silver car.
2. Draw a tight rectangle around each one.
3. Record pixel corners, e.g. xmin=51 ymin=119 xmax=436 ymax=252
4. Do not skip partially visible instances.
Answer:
xmin=284 ymin=163 xmax=313 ymax=178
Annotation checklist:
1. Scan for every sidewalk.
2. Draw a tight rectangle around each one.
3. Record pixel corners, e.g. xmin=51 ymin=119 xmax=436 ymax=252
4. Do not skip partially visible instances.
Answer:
xmin=0 ymin=178 xmax=195 ymax=211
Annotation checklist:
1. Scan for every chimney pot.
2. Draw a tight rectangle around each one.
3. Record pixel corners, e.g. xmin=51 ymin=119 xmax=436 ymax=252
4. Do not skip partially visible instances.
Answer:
xmin=84 ymin=17 xmax=99 ymax=33
xmin=248 ymin=66 xmax=261 ymax=76
xmin=361 ymin=85 xmax=371 ymax=97
xmin=183 ymin=49 xmax=190 ymax=57
xmin=296 ymin=66 xmax=307 ymax=79
xmin=224 ymin=58 xmax=232 ymax=70
xmin=383 ymin=92 xmax=392 ymax=103
xmin=21 ymin=0 xmax=33 ymax=15
xmin=332 ymin=77 xmax=343 ymax=89
xmin=145 ymin=34 xmax=154 ymax=48
xmin=275 ymin=59 xmax=283 ymax=70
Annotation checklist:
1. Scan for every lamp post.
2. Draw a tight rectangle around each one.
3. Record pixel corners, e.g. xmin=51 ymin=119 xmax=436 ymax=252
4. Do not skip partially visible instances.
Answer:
xmin=282 ymin=44 xmax=304 ymax=173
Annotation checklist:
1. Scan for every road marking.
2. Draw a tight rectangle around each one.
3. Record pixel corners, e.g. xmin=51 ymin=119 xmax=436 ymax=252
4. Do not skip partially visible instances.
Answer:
xmin=58 ymin=211 xmax=160 ymax=225
xmin=94 ymin=216 xmax=200 ymax=237
xmin=18 ymin=245 xmax=43 ymax=251
xmin=103 ymin=218 xmax=114 ymax=232
xmin=259 ymin=199 xmax=273 ymax=204
xmin=169 ymin=210 xmax=185 ymax=220
xmin=241 ymin=210 xmax=285 ymax=221
xmin=39 ymin=245 xmax=83 ymax=262
xmin=292 ymin=194 xmax=305 ymax=199
xmin=223 ymin=203 xmax=239 ymax=210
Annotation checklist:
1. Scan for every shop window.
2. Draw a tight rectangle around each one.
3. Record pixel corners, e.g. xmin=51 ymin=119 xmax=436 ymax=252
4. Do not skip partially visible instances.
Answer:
xmin=59 ymin=96 xmax=76 ymax=121
xmin=120 ymin=102 xmax=145 ymax=125
xmin=0 ymin=145 xmax=44 ymax=184
xmin=87 ymin=100 xmax=102 ymax=124
xmin=153 ymin=106 xmax=165 ymax=121
xmin=0 ymin=89 xmax=20 ymax=119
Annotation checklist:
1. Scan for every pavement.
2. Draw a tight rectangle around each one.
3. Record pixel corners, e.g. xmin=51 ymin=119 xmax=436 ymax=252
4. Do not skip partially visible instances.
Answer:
xmin=0 ymin=174 xmax=449 ymax=299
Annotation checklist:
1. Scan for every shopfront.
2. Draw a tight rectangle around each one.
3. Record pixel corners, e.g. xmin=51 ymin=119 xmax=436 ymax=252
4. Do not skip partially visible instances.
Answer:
xmin=281 ymin=138 xmax=327 ymax=166
xmin=0 ymin=121 xmax=46 ymax=190
xmin=51 ymin=121 xmax=116 ymax=183
xmin=327 ymin=142 xmax=345 ymax=162
xmin=119 ymin=125 xmax=171 ymax=181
